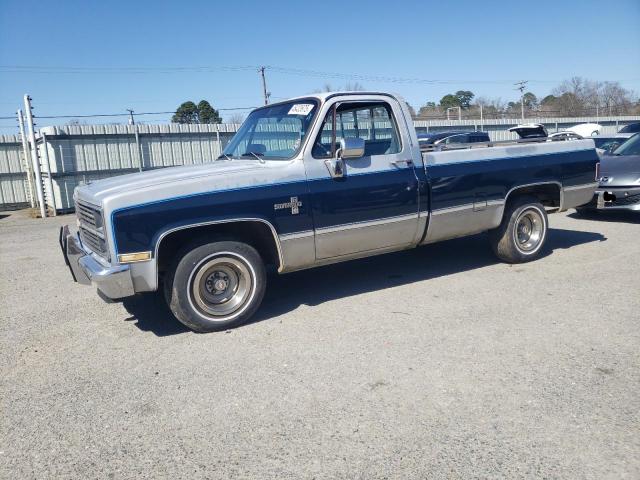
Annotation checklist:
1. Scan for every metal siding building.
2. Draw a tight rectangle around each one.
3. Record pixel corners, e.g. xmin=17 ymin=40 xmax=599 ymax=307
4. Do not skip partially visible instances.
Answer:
xmin=0 ymin=135 xmax=31 ymax=209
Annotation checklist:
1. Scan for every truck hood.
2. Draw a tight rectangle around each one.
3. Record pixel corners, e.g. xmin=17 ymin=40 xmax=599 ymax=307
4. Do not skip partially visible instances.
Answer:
xmin=599 ymin=153 xmax=640 ymax=186
xmin=76 ymin=159 xmax=277 ymax=206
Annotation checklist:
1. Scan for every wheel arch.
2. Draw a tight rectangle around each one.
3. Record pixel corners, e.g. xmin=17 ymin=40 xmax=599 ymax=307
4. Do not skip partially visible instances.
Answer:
xmin=504 ymin=181 xmax=563 ymax=212
xmin=155 ymin=218 xmax=283 ymax=286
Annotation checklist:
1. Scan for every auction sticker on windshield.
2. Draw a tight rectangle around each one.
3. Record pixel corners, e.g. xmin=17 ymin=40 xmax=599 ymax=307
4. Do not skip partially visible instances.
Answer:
xmin=288 ymin=104 xmax=315 ymax=115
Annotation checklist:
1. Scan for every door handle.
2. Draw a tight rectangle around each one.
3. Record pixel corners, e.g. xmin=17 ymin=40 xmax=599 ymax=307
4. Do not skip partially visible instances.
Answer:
xmin=391 ymin=159 xmax=413 ymax=168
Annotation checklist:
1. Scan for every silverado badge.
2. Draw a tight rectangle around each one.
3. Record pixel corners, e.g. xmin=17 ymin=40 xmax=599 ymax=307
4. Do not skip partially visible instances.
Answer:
xmin=274 ymin=196 xmax=302 ymax=215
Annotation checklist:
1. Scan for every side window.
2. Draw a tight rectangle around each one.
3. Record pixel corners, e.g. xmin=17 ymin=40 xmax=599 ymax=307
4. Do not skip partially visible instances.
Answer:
xmin=446 ymin=134 xmax=467 ymax=144
xmin=469 ymin=134 xmax=488 ymax=143
xmin=311 ymin=102 xmax=401 ymax=158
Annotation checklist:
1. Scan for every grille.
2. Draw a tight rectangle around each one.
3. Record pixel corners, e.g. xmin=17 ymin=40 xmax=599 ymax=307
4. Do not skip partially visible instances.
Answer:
xmin=80 ymin=227 xmax=107 ymax=257
xmin=75 ymin=200 xmax=108 ymax=258
xmin=76 ymin=200 xmax=103 ymax=229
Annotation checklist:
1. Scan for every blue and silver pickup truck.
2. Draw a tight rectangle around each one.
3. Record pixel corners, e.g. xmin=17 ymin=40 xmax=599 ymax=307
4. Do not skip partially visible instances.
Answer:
xmin=60 ymin=92 xmax=598 ymax=331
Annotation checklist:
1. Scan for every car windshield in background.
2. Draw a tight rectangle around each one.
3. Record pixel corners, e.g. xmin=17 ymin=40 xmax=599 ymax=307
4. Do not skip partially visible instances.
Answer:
xmin=221 ymin=100 xmax=318 ymax=160
xmin=611 ymin=133 xmax=640 ymax=156
xmin=593 ymin=138 xmax=623 ymax=151
xmin=619 ymin=123 xmax=640 ymax=134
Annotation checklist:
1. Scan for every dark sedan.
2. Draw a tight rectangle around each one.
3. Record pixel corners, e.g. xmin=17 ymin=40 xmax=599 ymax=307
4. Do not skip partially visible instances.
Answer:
xmin=417 ymin=131 xmax=490 ymax=149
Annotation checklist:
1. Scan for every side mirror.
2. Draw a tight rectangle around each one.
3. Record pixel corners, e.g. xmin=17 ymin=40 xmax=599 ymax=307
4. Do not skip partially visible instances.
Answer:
xmin=338 ymin=137 xmax=365 ymax=159
xmin=324 ymin=137 xmax=365 ymax=179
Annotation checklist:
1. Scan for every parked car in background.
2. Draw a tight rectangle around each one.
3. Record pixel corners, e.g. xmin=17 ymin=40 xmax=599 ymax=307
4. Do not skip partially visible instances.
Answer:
xmin=567 ymin=123 xmax=602 ymax=137
xmin=579 ymin=133 xmax=640 ymax=212
xmin=548 ymin=132 xmax=583 ymax=141
xmin=417 ymin=131 xmax=490 ymax=148
xmin=617 ymin=122 xmax=640 ymax=135
xmin=590 ymin=136 xmax=627 ymax=154
xmin=508 ymin=123 xmax=548 ymax=139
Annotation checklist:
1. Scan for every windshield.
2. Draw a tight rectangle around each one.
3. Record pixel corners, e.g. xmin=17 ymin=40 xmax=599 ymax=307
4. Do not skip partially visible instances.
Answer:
xmin=611 ymin=133 xmax=640 ymax=156
xmin=594 ymin=138 xmax=623 ymax=152
xmin=221 ymin=99 xmax=319 ymax=160
xmin=619 ymin=123 xmax=640 ymax=133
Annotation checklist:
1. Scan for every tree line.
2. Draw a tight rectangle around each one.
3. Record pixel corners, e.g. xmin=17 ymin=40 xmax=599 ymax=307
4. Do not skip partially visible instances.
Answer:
xmin=169 ymin=77 xmax=638 ymax=124
xmin=414 ymin=77 xmax=639 ymax=119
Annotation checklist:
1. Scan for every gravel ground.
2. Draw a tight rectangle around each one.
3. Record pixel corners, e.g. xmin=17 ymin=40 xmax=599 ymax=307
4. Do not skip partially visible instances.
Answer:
xmin=1 ymin=208 xmax=639 ymax=479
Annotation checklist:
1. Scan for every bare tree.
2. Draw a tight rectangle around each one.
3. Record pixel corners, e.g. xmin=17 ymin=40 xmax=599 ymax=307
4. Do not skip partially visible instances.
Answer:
xmin=548 ymin=77 xmax=637 ymax=116
xmin=313 ymin=82 xmax=366 ymax=93
xmin=344 ymin=82 xmax=366 ymax=91
xmin=226 ymin=113 xmax=246 ymax=124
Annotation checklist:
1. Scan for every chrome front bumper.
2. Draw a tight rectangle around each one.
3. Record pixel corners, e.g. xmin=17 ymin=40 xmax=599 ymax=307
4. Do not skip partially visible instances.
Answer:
xmin=59 ymin=225 xmax=135 ymax=299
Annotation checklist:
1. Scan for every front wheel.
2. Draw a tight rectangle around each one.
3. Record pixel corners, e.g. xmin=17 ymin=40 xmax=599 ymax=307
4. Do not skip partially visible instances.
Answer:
xmin=164 ymin=241 xmax=266 ymax=332
xmin=489 ymin=196 xmax=548 ymax=263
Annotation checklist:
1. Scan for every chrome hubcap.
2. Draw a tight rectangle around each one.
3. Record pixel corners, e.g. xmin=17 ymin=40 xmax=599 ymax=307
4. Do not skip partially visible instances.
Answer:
xmin=514 ymin=208 xmax=544 ymax=252
xmin=190 ymin=255 xmax=253 ymax=319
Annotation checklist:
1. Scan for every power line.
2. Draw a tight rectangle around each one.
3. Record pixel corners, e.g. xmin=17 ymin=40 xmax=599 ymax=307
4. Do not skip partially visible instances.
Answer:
xmin=3 ymin=63 xmax=633 ymax=86
xmin=31 ymin=107 xmax=257 ymax=119
xmin=0 ymin=65 xmax=258 ymax=74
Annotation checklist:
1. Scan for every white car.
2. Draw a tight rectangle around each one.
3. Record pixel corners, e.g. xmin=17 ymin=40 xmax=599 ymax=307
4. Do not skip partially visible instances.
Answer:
xmin=566 ymin=123 xmax=602 ymax=137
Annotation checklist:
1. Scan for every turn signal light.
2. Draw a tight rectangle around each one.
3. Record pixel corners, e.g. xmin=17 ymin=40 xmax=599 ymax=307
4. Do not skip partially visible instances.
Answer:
xmin=118 ymin=252 xmax=151 ymax=263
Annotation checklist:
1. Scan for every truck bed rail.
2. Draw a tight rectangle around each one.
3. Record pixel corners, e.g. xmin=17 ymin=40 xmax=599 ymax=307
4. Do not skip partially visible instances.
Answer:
xmin=419 ymin=136 xmax=580 ymax=153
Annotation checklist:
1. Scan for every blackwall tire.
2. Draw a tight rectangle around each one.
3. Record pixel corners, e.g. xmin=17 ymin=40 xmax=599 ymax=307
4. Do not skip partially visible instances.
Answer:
xmin=165 ymin=241 xmax=266 ymax=332
xmin=489 ymin=196 xmax=548 ymax=263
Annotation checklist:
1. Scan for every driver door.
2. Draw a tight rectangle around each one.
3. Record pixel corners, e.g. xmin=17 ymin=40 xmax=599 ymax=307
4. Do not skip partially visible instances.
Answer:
xmin=304 ymin=98 xmax=420 ymax=260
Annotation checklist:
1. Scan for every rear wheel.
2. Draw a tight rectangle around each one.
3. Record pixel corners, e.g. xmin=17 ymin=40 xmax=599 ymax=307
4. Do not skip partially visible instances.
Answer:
xmin=489 ymin=196 xmax=548 ymax=263
xmin=164 ymin=241 xmax=266 ymax=332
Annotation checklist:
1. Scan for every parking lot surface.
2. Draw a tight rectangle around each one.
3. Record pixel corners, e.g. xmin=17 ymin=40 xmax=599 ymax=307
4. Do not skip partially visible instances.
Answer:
xmin=1 ymin=209 xmax=639 ymax=479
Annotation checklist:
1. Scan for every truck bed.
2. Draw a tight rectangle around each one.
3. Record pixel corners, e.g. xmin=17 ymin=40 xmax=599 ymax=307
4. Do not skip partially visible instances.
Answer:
xmin=419 ymin=138 xmax=598 ymax=244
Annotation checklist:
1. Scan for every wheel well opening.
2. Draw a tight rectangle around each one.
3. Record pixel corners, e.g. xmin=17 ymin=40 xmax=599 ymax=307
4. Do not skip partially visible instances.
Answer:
xmin=157 ymin=222 xmax=280 ymax=277
xmin=506 ymin=184 xmax=561 ymax=209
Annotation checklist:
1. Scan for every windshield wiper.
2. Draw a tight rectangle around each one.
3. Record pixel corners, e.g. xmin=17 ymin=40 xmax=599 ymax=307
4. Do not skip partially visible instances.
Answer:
xmin=216 ymin=154 xmax=233 ymax=161
xmin=241 ymin=151 xmax=266 ymax=164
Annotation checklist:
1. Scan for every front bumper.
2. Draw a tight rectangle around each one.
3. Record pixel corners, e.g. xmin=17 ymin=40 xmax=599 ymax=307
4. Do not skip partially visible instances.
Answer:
xmin=588 ymin=186 xmax=640 ymax=211
xmin=59 ymin=225 xmax=135 ymax=299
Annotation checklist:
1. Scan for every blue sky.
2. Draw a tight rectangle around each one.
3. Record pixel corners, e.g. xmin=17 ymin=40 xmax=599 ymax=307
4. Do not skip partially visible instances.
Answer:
xmin=1 ymin=0 xmax=639 ymax=129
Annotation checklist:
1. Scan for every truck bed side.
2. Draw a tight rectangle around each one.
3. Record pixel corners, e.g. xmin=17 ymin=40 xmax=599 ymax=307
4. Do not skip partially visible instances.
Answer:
xmin=420 ymin=139 xmax=598 ymax=244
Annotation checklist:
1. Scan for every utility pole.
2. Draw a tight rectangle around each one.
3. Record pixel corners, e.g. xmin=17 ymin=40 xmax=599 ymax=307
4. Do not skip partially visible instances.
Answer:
xmin=17 ymin=109 xmax=36 ymax=208
xmin=23 ymin=95 xmax=47 ymax=218
xmin=127 ymin=109 xmax=143 ymax=171
xmin=514 ymin=80 xmax=528 ymax=121
xmin=259 ymin=66 xmax=270 ymax=105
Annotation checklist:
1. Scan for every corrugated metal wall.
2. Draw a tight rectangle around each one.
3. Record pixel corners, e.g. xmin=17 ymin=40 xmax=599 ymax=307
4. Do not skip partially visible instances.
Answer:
xmin=1 ymin=116 xmax=638 ymax=212
xmin=37 ymin=124 xmax=239 ymax=211
xmin=0 ymin=135 xmax=30 ymax=209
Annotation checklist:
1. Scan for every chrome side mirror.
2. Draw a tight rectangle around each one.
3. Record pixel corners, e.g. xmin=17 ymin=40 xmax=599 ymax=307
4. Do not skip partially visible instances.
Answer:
xmin=324 ymin=157 xmax=344 ymax=179
xmin=323 ymin=138 xmax=365 ymax=179
xmin=339 ymin=137 xmax=365 ymax=159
